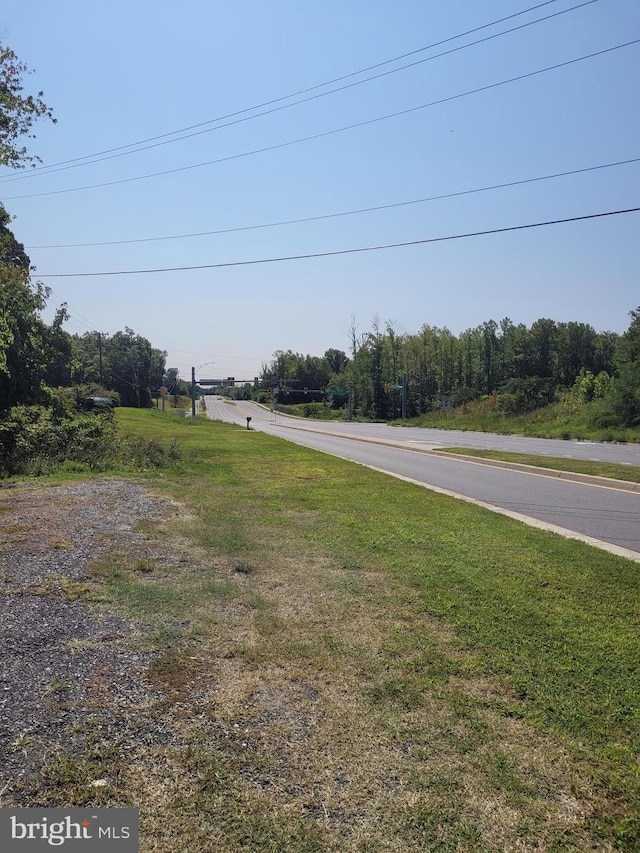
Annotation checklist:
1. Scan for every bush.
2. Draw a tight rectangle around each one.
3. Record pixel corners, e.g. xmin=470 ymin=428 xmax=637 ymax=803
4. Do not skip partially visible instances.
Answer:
xmin=118 ymin=434 xmax=182 ymax=469
xmin=605 ymin=377 xmax=640 ymax=427
xmin=0 ymin=403 xmax=181 ymax=477
xmin=0 ymin=404 xmax=118 ymax=475
xmin=496 ymin=377 xmax=557 ymax=415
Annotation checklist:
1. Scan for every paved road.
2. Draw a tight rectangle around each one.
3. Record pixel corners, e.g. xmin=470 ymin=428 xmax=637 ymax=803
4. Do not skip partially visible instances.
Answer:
xmin=202 ymin=397 xmax=640 ymax=561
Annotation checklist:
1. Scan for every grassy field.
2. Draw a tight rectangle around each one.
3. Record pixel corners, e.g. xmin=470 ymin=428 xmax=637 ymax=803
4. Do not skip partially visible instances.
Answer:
xmin=33 ymin=409 xmax=640 ymax=851
xmin=394 ymin=400 xmax=640 ymax=444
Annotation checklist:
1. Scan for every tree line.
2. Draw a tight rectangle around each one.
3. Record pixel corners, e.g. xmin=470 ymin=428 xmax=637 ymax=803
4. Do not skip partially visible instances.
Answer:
xmin=0 ymin=200 xmax=169 ymax=412
xmin=259 ymin=312 xmax=640 ymax=426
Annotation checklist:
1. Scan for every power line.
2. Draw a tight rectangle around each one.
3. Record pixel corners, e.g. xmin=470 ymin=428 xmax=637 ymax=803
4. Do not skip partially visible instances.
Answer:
xmin=0 ymin=1 xmax=598 ymax=186
xmin=45 ymin=314 xmax=87 ymax=335
xmin=1 ymin=0 xmax=566 ymax=181
xmin=170 ymin=349 xmax=264 ymax=361
xmin=25 ymin=156 xmax=640 ymax=249
xmin=46 ymin=287 xmax=101 ymax=332
xmin=35 ymin=206 xmax=640 ymax=278
xmin=6 ymin=38 xmax=636 ymax=202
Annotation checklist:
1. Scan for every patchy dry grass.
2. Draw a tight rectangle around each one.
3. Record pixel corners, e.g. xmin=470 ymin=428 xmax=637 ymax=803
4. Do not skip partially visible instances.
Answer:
xmin=6 ymin=409 xmax=639 ymax=851
xmin=97 ymin=533 xmax=614 ymax=852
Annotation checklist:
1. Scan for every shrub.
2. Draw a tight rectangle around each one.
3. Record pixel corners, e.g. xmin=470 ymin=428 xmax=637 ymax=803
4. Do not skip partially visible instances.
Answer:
xmin=0 ymin=403 xmax=181 ymax=477
xmin=496 ymin=377 xmax=557 ymax=415
xmin=119 ymin=434 xmax=182 ymax=469
xmin=0 ymin=404 xmax=118 ymax=475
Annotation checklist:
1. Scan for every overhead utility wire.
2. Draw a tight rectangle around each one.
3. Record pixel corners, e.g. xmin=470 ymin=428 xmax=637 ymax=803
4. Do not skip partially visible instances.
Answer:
xmin=36 ymin=207 xmax=640 ymax=278
xmin=6 ymin=38 xmax=636 ymax=202
xmin=0 ymin=0 xmax=596 ymax=185
xmin=26 ymin=156 xmax=640 ymax=249
xmin=3 ymin=0 xmax=564 ymax=179
xmin=44 ymin=287 xmax=100 ymax=331
xmin=45 ymin=314 xmax=87 ymax=335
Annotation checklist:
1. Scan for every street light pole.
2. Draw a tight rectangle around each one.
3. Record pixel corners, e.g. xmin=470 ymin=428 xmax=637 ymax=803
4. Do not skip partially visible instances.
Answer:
xmin=191 ymin=362 xmax=216 ymax=418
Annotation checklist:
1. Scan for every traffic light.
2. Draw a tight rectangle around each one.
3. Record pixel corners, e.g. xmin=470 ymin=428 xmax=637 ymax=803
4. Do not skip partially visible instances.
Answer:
xmin=227 ymin=377 xmax=235 ymax=387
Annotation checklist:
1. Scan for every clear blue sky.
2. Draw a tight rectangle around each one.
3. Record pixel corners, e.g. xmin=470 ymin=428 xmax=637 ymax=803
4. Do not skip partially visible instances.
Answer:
xmin=2 ymin=0 xmax=639 ymax=382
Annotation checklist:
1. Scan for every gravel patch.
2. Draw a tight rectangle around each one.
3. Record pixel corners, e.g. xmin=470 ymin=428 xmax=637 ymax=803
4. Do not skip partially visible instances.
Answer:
xmin=0 ymin=478 xmax=184 ymax=803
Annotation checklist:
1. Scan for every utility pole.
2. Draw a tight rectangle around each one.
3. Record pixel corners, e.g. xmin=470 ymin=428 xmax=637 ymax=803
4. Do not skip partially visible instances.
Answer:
xmin=402 ymin=373 xmax=407 ymax=420
xmin=191 ymin=366 xmax=196 ymax=418
xmin=97 ymin=332 xmax=104 ymax=387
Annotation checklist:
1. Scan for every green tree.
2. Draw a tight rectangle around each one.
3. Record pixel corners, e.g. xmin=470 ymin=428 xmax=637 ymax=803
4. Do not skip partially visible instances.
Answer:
xmin=1 ymin=42 xmax=56 ymax=169
xmin=402 ymin=327 xmax=438 ymax=415
xmin=70 ymin=332 xmax=102 ymax=386
xmin=457 ymin=327 xmax=482 ymax=397
xmin=262 ymin=350 xmax=300 ymax=382
xmin=323 ymin=348 xmax=349 ymax=374
xmin=497 ymin=317 xmax=529 ymax=381
xmin=481 ymin=320 xmax=499 ymax=394
xmin=344 ymin=332 xmax=375 ymax=418
xmin=164 ymin=367 xmax=180 ymax=394
xmin=0 ymin=204 xmax=50 ymax=410
xmin=0 ymin=43 xmax=60 ymax=409
xmin=556 ymin=321 xmax=598 ymax=387
xmin=104 ymin=328 xmax=166 ymax=408
xmin=527 ymin=318 xmax=558 ymax=379
xmin=299 ymin=354 xmax=332 ymax=390
xmin=607 ymin=308 xmax=640 ymax=425
xmin=42 ymin=304 xmax=73 ymax=388
xmin=593 ymin=330 xmax=619 ymax=375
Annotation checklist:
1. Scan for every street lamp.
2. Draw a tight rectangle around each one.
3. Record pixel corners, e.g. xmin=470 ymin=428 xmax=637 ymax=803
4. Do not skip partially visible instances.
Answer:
xmin=191 ymin=362 xmax=215 ymax=418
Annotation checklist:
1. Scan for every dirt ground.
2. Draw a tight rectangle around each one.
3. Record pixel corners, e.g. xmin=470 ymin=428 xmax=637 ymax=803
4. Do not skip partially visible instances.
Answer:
xmin=0 ymin=478 xmax=181 ymax=803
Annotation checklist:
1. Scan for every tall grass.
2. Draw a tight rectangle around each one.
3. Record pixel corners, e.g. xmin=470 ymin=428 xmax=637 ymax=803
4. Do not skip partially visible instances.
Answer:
xmin=401 ymin=397 xmax=640 ymax=441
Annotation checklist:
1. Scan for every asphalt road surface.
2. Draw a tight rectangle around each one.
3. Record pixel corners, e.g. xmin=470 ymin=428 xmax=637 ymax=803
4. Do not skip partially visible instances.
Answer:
xmin=202 ymin=397 xmax=640 ymax=561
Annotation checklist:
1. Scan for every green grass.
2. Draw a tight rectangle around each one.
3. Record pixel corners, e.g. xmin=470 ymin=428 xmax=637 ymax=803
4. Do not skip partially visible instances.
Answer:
xmin=17 ymin=407 xmax=640 ymax=851
xmin=438 ymin=447 xmax=640 ymax=483
xmin=397 ymin=398 xmax=640 ymax=443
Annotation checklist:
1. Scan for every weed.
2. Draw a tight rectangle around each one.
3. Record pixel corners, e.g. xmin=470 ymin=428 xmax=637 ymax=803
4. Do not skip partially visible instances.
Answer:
xmin=62 ymin=638 xmax=102 ymax=654
xmin=132 ymin=558 xmax=155 ymax=574
xmin=36 ymin=733 xmax=128 ymax=807
xmin=146 ymin=648 xmax=196 ymax=697
xmin=10 ymin=731 xmax=33 ymax=755
xmin=43 ymin=677 xmax=72 ymax=695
